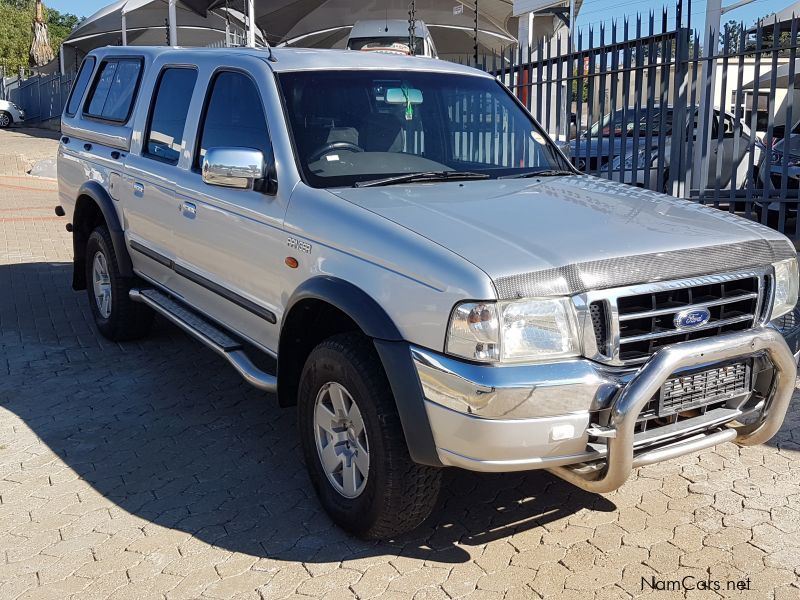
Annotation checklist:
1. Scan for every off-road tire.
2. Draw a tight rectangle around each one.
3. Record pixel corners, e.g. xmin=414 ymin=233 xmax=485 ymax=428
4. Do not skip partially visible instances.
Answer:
xmin=85 ymin=226 xmax=153 ymax=341
xmin=298 ymin=333 xmax=442 ymax=539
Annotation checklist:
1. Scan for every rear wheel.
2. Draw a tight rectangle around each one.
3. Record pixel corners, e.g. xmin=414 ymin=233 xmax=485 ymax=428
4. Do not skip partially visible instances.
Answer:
xmin=85 ymin=226 xmax=153 ymax=341
xmin=298 ymin=333 xmax=441 ymax=539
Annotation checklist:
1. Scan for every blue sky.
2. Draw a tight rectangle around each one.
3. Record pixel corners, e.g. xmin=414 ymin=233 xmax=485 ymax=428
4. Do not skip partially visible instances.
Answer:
xmin=575 ymin=0 xmax=789 ymax=35
xmin=46 ymin=0 xmax=791 ymax=30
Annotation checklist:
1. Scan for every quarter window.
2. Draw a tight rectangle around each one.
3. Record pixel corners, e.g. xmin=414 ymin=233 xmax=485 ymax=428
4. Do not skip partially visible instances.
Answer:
xmin=197 ymin=71 xmax=272 ymax=166
xmin=144 ymin=68 xmax=198 ymax=164
xmin=85 ymin=58 xmax=142 ymax=122
xmin=65 ymin=56 xmax=95 ymax=116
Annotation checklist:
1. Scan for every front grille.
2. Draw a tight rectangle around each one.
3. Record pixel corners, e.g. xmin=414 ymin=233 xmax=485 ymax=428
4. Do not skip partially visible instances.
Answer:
xmin=660 ymin=362 xmax=750 ymax=415
xmin=630 ymin=362 xmax=752 ymax=436
xmin=617 ymin=276 xmax=760 ymax=363
xmin=590 ymin=271 xmax=768 ymax=366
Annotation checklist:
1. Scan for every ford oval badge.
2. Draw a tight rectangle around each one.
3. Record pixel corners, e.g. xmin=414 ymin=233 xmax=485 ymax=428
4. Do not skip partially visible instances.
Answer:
xmin=674 ymin=307 xmax=711 ymax=329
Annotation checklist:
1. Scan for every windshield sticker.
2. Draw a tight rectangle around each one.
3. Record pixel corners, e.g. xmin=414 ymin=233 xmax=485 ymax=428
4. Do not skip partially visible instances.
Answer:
xmin=326 ymin=154 xmax=340 ymax=161
xmin=531 ymin=131 xmax=546 ymax=144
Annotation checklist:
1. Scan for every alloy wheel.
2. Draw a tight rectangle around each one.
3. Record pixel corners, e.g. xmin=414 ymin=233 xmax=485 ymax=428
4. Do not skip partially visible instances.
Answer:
xmin=313 ymin=381 xmax=370 ymax=498
xmin=92 ymin=251 xmax=112 ymax=319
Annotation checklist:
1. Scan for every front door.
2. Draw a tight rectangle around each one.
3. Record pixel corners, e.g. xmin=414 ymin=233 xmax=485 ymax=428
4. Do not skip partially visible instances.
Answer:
xmin=170 ymin=69 xmax=288 ymax=353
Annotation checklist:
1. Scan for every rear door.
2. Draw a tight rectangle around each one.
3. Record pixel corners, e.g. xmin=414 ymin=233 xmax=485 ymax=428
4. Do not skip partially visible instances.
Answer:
xmin=123 ymin=66 xmax=198 ymax=285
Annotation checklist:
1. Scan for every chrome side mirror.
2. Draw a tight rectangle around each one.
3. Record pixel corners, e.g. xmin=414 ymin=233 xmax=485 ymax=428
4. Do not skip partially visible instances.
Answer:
xmin=202 ymin=147 xmax=265 ymax=189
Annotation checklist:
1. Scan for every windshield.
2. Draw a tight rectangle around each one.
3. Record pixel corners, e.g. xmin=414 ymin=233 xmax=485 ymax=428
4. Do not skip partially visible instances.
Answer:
xmin=277 ymin=70 xmax=570 ymax=188
xmin=587 ymin=109 xmax=674 ymax=137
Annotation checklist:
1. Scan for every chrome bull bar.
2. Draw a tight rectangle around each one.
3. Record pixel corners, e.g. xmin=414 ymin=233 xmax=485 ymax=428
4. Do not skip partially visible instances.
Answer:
xmin=548 ymin=328 xmax=797 ymax=493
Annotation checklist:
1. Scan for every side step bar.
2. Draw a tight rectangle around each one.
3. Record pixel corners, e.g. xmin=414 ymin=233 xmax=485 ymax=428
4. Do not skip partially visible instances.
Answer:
xmin=130 ymin=288 xmax=277 ymax=393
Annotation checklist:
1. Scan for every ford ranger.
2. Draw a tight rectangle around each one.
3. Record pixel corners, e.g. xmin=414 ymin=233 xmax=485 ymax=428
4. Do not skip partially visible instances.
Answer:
xmin=57 ymin=46 xmax=800 ymax=539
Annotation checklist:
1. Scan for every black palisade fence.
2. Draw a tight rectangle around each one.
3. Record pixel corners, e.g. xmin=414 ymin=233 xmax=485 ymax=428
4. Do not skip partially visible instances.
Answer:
xmin=471 ymin=0 xmax=800 ymax=241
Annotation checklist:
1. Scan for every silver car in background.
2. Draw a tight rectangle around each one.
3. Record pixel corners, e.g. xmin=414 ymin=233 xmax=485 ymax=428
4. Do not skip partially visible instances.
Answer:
xmin=0 ymin=98 xmax=25 ymax=128
xmin=573 ymin=106 xmax=760 ymax=192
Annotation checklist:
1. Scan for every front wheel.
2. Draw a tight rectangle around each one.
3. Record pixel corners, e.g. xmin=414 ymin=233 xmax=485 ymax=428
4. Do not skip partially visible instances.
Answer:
xmin=0 ymin=112 xmax=11 ymax=128
xmin=298 ymin=333 xmax=441 ymax=539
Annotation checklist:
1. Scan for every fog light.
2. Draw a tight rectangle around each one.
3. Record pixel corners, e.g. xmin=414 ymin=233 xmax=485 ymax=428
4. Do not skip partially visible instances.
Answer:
xmin=550 ymin=424 xmax=575 ymax=441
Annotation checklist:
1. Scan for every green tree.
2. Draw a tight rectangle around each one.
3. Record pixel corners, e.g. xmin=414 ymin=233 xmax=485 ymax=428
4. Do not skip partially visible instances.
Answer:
xmin=721 ymin=20 xmax=744 ymax=53
xmin=0 ymin=0 xmax=80 ymax=74
xmin=0 ymin=3 xmax=30 ymax=74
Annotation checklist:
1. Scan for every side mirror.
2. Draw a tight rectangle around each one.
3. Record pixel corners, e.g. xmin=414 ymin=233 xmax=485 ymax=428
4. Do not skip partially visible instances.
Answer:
xmin=202 ymin=147 xmax=266 ymax=190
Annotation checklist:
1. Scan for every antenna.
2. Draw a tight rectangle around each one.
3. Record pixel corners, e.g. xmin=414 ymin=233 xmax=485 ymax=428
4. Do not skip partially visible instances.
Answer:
xmin=408 ymin=0 xmax=417 ymax=55
xmin=267 ymin=43 xmax=277 ymax=62
xmin=385 ymin=4 xmax=389 ymax=32
xmin=474 ymin=0 xmax=479 ymax=65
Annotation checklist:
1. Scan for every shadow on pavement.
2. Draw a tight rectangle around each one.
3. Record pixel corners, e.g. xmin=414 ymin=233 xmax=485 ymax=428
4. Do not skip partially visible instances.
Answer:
xmin=5 ymin=125 xmax=62 ymax=141
xmin=0 ymin=262 xmax=616 ymax=564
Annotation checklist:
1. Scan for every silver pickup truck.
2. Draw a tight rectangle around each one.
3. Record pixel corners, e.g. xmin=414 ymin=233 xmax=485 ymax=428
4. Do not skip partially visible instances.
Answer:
xmin=57 ymin=45 xmax=800 ymax=539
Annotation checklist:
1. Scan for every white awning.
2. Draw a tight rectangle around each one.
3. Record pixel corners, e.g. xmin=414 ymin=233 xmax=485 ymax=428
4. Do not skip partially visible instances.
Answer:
xmin=64 ymin=0 xmax=262 ymax=50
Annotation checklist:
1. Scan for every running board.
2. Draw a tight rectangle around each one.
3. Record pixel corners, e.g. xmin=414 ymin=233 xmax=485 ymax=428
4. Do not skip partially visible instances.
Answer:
xmin=129 ymin=288 xmax=277 ymax=393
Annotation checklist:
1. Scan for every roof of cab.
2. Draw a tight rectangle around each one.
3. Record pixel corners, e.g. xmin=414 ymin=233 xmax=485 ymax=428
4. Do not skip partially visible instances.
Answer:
xmin=86 ymin=45 xmax=492 ymax=78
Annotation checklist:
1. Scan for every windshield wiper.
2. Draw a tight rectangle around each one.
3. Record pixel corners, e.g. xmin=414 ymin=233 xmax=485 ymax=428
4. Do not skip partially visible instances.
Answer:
xmin=354 ymin=171 xmax=491 ymax=188
xmin=500 ymin=169 xmax=576 ymax=179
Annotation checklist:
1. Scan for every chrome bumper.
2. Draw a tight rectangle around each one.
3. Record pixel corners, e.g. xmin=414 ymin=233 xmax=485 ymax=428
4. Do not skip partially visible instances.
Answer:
xmin=413 ymin=328 xmax=797 ymax=492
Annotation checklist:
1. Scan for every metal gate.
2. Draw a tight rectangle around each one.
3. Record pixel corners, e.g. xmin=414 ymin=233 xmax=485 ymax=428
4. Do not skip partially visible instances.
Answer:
xmin=480 ymin=0 xmax=800 ymax=239
xmin=3 ymin=71 xmax=75 ymax=124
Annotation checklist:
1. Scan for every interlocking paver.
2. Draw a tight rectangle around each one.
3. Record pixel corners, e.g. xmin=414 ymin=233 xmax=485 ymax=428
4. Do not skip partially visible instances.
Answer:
xmin=1 ymin=126 xmax=800 ymax=599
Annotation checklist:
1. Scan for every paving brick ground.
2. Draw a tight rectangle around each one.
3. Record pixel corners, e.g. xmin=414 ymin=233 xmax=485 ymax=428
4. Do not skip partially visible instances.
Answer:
xmin=0 ymin=128 xmax=799 ymax=599
xmin=0 ymin=127 xmax=61 ymax=176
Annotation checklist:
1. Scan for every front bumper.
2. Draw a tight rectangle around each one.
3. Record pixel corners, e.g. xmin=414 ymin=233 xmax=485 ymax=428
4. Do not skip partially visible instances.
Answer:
xmin=413 ymin=326 xmax=798 ymax=491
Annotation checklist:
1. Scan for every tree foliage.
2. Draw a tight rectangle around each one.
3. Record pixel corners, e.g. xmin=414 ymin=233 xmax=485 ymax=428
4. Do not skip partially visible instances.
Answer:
xmin=0 ymin=0 xmax=81 ymax=73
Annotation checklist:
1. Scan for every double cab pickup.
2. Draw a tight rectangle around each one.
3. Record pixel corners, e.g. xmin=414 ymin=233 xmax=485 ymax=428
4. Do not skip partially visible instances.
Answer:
xmin=57 ymin=45 xmax=800 ymax=538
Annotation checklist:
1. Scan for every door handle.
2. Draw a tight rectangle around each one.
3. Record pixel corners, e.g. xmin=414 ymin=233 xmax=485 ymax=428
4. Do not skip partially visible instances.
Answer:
xmin=111 ymin=151 xmax=121 ymax=160
xmin=133 ymin=182 xmax=144 ymax=197
xmin=84 ymin=143 xmax=92 ymax=151
xmin=61 ymin=136 xmax=69 ymax=144
xmin=180 ymin=202 xmax=197 ymax=218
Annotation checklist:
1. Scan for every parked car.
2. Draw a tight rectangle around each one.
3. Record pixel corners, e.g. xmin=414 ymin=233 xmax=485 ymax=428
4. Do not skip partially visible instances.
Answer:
xmin=757 ymin=117 xmax=800 ymax=191
xmin=57 ymin=46 xmax=799 ymax=539
xmin=571 ymin=106 xmax=760 ymax=192
xmin=0 ymin=98 xmax=25 ymax=127
xmin=347 ymin=20 xmax=438 ymax=58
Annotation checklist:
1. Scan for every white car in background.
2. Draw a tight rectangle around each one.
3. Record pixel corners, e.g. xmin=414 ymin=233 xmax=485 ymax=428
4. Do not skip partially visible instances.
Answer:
xmin=0 ymin=99 xmax=25 ymax=128
xmin=347 ymin=20 xmax=438 ymax=58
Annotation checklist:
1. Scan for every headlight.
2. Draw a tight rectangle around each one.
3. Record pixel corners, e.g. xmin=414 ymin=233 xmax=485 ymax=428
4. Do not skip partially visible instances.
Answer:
xmin=771 ymin=257 xmax=799 ymax=320
xmin=446 ymin=298 xmax=580 ymax=363
xmin=611 ymin=148 xmax=656 ymax=171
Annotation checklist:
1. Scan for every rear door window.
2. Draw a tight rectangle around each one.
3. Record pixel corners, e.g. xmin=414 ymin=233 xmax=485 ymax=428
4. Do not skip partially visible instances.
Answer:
xmin=65 ymin=56 xmax=96 ymax=116
xmin=85 ymin=58 xmax=143 ymax=123
xmin=144 ymin=68 xmax=198 ymax=164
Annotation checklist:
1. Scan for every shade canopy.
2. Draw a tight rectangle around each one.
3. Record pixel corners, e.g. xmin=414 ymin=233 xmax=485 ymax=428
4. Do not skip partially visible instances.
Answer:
xmin=63 ymin=0 xmax=580 ymax=66
xmin=745 ymin=59 xmax=800 ymax=89
xmin=181 ymin=0 xmax=520 ymax=57
xmin=63 ymin=0 xmax=259 ymax=53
